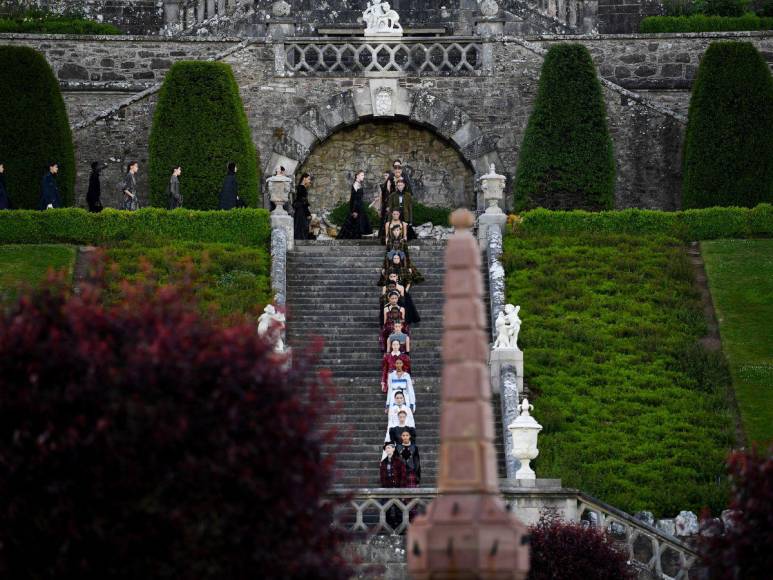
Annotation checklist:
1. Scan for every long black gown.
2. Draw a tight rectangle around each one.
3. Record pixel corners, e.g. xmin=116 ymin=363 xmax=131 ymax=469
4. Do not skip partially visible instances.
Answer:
xmin=293 ymin=184 xmax=311 ymax=240
xmin=337 ymin=184 xmax=371 ymax=239
xmin=0 ymin=174 xmax=10 ymax=209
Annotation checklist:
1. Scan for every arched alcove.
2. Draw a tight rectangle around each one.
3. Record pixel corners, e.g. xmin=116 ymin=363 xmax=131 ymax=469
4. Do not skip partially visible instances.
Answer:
xmin=298 ymin=120 xmax=475 ymax=212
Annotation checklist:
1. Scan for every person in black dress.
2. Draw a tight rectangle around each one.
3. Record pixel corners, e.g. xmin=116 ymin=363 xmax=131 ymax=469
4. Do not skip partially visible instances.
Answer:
xmin=86 ymin=161 xmax=103 ymax=213
xmin=219 ymin=162 xmax=239 ymax=210
xmin=396 ymin=429 xmax=421 ymax=487
xmin=293 ymin=173 xmax=312 ymax=240
xmin=337 ymin=170 xmax=371 ymax=239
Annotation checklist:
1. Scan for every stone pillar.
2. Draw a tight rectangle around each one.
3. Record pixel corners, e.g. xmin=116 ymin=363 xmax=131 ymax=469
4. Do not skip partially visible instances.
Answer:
xmin=206 ymin=0 xmax=215 ymax=19
xmin=270 ymin=227 xmax=287 ymax=305
xmin=268 ymin=1 xmax=295 ymax=39
xmin=408 ymin=209 xmax=530 ymax=579
xmin=477 ymin=164 xmax=507 ymax=249
xmin=267 ymin=174 xmax=294 ymax=251
xmin=500 ymin=364 xmax=522 ymax=478
xmin=163 ymin=0 xmax=180 ymax=26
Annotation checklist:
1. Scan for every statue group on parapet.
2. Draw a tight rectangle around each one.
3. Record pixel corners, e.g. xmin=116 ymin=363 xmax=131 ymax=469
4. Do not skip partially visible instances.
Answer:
xmin=494 ymin=303 xmax=522 ymax=350
xmin=363 ymin=1 xmax=403 ymax=35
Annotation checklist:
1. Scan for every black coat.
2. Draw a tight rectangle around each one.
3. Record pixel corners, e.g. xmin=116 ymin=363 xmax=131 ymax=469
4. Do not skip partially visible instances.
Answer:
xmin=389 ymin=426 xmax=417 ymax=446
xmin=0 ymin=174 xmax=9 ymax=210
xmin=337 ymin=184 xmax=372 ymax=239
xmin=293 ymin=184 xmax=311 ymax=240
xmin=39 ymin=172 xmax=62 ymax=210
xmin=86 ymin=170 xmax=102 ymax=212
xmin=219 ymin=173 xmax=238 ymax=210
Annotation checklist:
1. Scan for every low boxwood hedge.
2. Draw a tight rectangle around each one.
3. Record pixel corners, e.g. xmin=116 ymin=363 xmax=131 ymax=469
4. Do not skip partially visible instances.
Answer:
xmin=0 ymin=15 xmax=121 ymax=35
xmin=640 ymin=14 xmax=773 ymax=31
xmin=0 ymin=208 xmax=271 ymax=247
xmin=516 ymin=204 xmax=773 ymax=241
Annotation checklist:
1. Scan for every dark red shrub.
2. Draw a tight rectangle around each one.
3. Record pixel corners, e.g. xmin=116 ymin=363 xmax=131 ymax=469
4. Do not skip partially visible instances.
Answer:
xmin=528 ymin=513 xmax=634 ymax=580
xmin=0 ymin=265 xmax=350 ymax=579
xmin=699 ymin=445 xmax=773 ymax=580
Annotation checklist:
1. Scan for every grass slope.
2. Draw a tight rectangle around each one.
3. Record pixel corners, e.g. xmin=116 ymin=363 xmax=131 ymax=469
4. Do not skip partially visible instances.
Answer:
xmin=503 ymin=233 xmax=735 ymax=515
xmin=702 ymin=239 xmax=773 ymax=444
xmin=0 ymin=245 xmax=75 ymax=293
xmin=104 ymin=242 xmax=272 ymax=316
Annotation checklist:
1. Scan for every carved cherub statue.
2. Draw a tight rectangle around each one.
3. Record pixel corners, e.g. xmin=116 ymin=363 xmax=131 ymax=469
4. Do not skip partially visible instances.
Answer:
xmin=493 ymin=304 xmax=522 ymax=350
xmin=257 ymin=304 xmax=286 ymax=352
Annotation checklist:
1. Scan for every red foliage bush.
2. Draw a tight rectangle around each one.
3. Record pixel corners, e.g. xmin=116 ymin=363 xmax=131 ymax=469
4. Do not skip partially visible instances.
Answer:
xmin=699 ymin=445 xmax=773 ymax=580
xmin=528 ymin=512 xmax=634 ymax=580
xmin=0 ymin=265 xmax=350 ymax=579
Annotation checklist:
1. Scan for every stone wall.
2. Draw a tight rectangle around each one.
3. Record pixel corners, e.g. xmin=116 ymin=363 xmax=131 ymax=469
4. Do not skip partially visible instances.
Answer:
xmin=597 ymin=0 xmax=663 ymax=34
xmin=7 ymin=32 xmax=767 ymax=210
xmin=297 ymin=121 xmax=475 ymax=212
xmin=533 ymin=31 xmax=773 ymax=90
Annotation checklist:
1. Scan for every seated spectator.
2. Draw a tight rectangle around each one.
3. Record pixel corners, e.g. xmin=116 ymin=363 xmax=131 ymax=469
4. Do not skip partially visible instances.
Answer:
xmin=386 ymin=363 xmax=415 ymax=413
xmin=396 ymin=430 xmax=421 ymax=487
xmin=381 ymin=340 xmax=411 ymax=392
xmin=386 ymin=320 xmax=410 ymax=353
xmin=388 ymin=410 xmax=417 ymax=446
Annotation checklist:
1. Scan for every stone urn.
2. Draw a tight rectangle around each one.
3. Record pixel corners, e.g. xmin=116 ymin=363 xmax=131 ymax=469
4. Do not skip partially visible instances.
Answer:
xmin=267 ymin=174 xmax=292 ymax=215
xmin=508 ymin=398 xmax=543 ymax=480
xmin=480 ymin=163 xmax=506 ymax=212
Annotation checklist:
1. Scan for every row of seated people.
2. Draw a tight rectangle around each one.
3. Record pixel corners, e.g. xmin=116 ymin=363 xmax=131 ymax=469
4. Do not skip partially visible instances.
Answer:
xmin=377 ymin=211 xmax=423 ymax=490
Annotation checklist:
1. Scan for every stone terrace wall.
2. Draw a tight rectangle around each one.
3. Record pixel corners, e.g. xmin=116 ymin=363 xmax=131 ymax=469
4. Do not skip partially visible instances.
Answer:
xmin=0 ymin=33 xmax=701 ymax=210
xmin=532 ymin=31 xmax=773 ymax=90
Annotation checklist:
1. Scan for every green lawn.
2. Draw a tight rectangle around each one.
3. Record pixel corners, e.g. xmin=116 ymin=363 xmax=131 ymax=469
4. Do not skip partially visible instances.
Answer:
xmin=503 ymin=233 xmax=735 ymax=516
xmin=702 ymin=239 xmax=773 ymax=444
xmin=104 ymin=242 xmax=272 ymax=316
xmin=0 ymin=244 xmax=76 ymax=293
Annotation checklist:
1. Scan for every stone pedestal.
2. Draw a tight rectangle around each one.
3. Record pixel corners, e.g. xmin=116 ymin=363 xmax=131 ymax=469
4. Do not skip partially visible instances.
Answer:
xmin=267 ymin=17 xmax=295 ymax=39
xmin=490 ymin=347 xmax=523 ymax=395
xmin=268 ymin=174 xmax=294 ymax=251
xmin=477 ymin=164 xmax=507 ymax=248
xmin=475 ymin=17 xmax=505 ymax=37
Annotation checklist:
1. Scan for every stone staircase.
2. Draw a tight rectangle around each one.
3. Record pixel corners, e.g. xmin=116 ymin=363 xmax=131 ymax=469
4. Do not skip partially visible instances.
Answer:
xmin=286 ymin=239 xmax=504 ymax=488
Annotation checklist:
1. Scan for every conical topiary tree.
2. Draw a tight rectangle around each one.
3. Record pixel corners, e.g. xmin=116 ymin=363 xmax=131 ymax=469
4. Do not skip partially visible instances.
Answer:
xmin=514 ymin=44 xmax=615 ymax=212
xmin=0 ymin=46 xmax=75 ymax=209
xmin=683 ymin=41 xmax=773 ymax=209
xmin=149 ymin=61 xmax=260 ymax=210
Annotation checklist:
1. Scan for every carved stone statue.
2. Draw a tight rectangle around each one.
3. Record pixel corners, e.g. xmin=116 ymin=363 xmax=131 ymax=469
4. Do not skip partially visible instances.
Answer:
xmin=363 ymin=1 xmax=403 ymax=36
xmin=257 ymin=304 xmax=286 ymax=352
xmin=493 ymin=304 xmax=521 ymax=350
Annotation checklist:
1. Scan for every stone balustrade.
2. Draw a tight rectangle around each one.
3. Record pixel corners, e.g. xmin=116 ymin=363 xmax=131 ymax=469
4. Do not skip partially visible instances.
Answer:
xmin=328 ymin=487 xmax=699 ymax=579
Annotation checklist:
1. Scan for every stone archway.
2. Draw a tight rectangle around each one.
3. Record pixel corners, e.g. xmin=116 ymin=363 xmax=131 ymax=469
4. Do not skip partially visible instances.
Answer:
xmin=265 ymin=83 xmax=503 ymax=209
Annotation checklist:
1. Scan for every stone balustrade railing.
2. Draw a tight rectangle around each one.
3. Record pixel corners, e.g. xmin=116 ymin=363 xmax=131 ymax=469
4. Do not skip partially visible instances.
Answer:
xmin=280 ymin=38 xmax=486 ymax=76
xmin=163 ymin=0 xmax=234 ymax=32
xmin=328 ymin=487 xmax=699 ymax=579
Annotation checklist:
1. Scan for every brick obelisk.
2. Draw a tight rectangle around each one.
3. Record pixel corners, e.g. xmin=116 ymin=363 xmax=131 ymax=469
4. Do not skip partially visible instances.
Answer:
xmin=407 ymin=209 xmax=530 ymax=579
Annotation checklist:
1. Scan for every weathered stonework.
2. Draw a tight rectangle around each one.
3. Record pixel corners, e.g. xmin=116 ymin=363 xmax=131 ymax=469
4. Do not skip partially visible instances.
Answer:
xmin=2 ymin=31 xmax=770 ymax=210
xmin=298 ymin=121 xmax=475 ymax=211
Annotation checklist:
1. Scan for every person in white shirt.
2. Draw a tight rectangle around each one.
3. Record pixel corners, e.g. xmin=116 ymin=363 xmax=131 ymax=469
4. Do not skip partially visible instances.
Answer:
xmin=385 ymin=360 xmax=415 ymax=413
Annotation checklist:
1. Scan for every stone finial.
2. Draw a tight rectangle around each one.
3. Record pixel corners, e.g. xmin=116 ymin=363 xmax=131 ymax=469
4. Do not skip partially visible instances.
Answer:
xmin=407 ymin=204 xmax=530 ymax=579
xmin=479 ymin=0 xmax=500 ymax=17
xmin=271 ymin=1 xmax=292 ymax=17
xmin=450 ymin=208 xmax=475 ymax=230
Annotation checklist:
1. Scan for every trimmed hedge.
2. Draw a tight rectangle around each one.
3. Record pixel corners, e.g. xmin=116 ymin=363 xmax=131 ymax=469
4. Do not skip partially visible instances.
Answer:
xmin=515 ymin=204 xmax=773 ymax=241
xmin=683 ymin=42 xmax=773 ymax=209
xmin=514 ymin=44 xmax=615 ymax=212
xmin=0 ymin=15 xmax=121 ymax=35
xmin=0 ymin=208 xmax=271 ymax=247
xmin=149 ymin=62 xmax=260 ymax=210
xmin=0 ymin=46 xmax=75 ymax=209
xmin=640 ymin=13 xmax=773 ymax=31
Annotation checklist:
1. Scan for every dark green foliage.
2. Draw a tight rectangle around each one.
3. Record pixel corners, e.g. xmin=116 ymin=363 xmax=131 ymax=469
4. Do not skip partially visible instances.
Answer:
xmin=0 ymin=208 xmax=271 ymax=247
xmin=683 ymin=42 xmax=773 ymax=209
xmin=514 ymin=44 xmax=615 ymax=212
xmin=149 ymin=62 xmax=260 ymax=210
xmin=704 ymin=0 xmax=751 ymax=15
xmin=0 ymin=46 xmax=75 ymax=209
xmin=0 ymin=10 xmax=120 ymax=34
xmin=516 ymin=204 xmax=773 ymax=240
xmin=503 ymin=233 xmax=735 ymax=514
xmin=640 ymin=13 xmax=773 ymax=31
xmin=413 ymin=203 xmax=452 ymax=226
xmin=328 ymin=201 xmax=379 ymax=228
xmin=105 ymin=242 xmax=272 ymax=315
